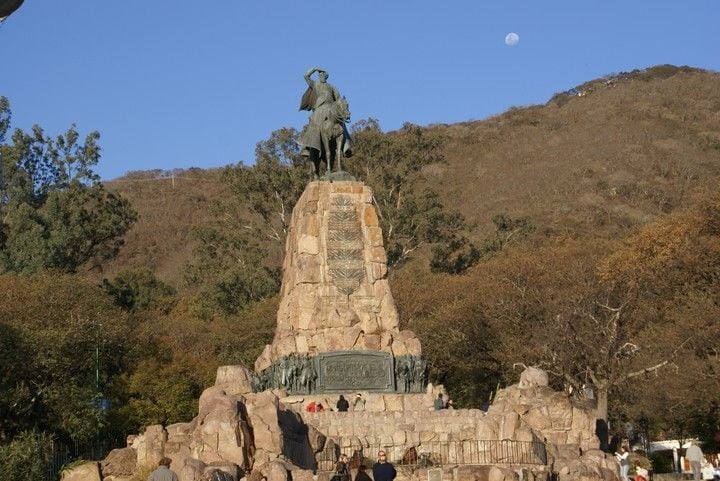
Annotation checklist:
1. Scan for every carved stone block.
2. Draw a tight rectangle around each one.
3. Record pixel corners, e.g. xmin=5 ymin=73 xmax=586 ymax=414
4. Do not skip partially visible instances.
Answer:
xmin=363 ymin=205 xmax=379 ymax=226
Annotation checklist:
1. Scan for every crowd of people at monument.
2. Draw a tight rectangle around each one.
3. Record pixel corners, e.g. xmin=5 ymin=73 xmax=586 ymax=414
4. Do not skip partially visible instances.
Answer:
xmin=304 ymin=392 xmax=460 ymax=415
xmin=305 ymin=393 xmax=366 ymax=413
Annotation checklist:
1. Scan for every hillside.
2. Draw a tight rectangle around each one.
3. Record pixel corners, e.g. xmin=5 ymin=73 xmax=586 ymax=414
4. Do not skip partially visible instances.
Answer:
xmin=429 ymin=65 xmax=720 ymax=239
xmin=100 ymin=168 xmax=229 ymax=283
xmin=101 ymin=65 xmax=720 ymax=287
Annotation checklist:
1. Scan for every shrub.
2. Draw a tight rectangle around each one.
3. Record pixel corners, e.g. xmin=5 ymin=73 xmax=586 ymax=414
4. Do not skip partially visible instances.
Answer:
xmin=0 ymin=431 xmax=53 ymax=481
xmin=650 ymin=451 xmax=674 ymax=474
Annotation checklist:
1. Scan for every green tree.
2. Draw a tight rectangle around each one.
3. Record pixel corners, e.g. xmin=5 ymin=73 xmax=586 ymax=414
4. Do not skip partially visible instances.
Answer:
xmin=186 ymin=128 xmax=305 ymax=314
xmin=0 ymin=97 xmax=12 ymax=248
xmin=0 ymin=430 xmax=53 ymax=481
xmin=0 ymin=97 xmax=9 ymax=143
xmin=188 ymin=122 xmax=480 ymax=314
xmin=0 ymin=323 xmax=33 ymax=439
xmin=0 ymin=97 xmax=137 ymax=274
xmin=392 ymin=263 xmax=500 ymax=406
xmin=229 ymin=127 xmax=308 ymax=244
xmin=107 ymin=355 xmax=213 ymax=432
xmin=103 ymin=268 xmax=176 ymax=313
xmin=346 ymin=120 xmax=479 ymax=271
xmin=0 ymin=273 xmax=132 ymax=442
xmin=480 ymin=193 xmax=720 ymax=422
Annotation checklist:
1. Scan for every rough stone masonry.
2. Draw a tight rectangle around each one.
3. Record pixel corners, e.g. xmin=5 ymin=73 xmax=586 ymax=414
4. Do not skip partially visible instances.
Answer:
xmin=252 ymin=181 xmax=426 ymax=395
xmin=256 ymin=181 xmax=422 ymax=371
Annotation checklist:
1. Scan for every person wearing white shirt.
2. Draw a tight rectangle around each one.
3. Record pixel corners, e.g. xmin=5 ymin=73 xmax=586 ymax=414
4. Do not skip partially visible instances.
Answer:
xmin=614 ymin=446 xmax=630 ymax=481
xmin=687 ymin=441 xmax=705 ymax=481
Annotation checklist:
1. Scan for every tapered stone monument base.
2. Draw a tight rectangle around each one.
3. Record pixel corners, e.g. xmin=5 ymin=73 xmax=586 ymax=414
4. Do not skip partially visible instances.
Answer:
xmin=254 ymin=180 xmax=423 ymax=392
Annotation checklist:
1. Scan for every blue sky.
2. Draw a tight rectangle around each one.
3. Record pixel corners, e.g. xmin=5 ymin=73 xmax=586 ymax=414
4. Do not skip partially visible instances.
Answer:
xmin=1 ymin=0 xmax=718 ymax=180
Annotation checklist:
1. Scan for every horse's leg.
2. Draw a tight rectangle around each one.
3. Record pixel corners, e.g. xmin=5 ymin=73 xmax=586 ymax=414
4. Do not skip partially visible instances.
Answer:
xmin=336 ymin=133 xmax=343 ymax=172
xmin=311 ymin=150 xmax=319 ymax=179
xmin=323 ymin=130 xmax=332 ymax=175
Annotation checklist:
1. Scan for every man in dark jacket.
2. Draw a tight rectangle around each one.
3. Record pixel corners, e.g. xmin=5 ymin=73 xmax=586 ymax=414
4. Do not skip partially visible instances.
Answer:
xmin=336 ymin=395 xmax=350 ymax=412
xmin=372 ymin=450 xmax=396 ymax=481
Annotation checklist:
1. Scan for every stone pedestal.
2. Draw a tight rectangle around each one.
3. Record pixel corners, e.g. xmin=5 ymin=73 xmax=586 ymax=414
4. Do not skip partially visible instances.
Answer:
xmin=255 ymin=181 xmax=422 ymax=373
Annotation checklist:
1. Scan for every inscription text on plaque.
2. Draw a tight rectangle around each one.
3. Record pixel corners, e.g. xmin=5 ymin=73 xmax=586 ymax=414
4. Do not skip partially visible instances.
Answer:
xmin=315 ymin=351 xmax=395 ymax=393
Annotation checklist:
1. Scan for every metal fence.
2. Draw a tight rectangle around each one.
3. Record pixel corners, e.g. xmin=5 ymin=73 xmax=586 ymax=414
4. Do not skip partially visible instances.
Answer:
xmin=49 ymin=439 xmax=123 ymax=480
xmin=315 ymin=439 xmax=547 ymax=472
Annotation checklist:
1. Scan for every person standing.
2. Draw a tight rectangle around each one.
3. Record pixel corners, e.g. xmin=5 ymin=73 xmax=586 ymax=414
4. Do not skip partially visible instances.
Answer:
xmin=332 ymin=454 xmax=350 ymax=481
xmin=353 ymin=393 xmax=365 ymax=412
xmin=434 ymin=393 xmax=445 ymax=410
xmin=614 ymin=446 xmax=630 ymax=481
xmin=372 ymin=450 xmax=396 ymax=481
xmin=336 ymin=395 xmax=349 ymax=412
xmin=148 ymin=457 xmax=178 ymax=481
xmin=687 ymin=441 xmax=705 ymax=481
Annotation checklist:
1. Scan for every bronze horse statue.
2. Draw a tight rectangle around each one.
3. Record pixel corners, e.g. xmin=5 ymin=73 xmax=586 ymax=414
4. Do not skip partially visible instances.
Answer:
xmin=308 ymin=96 xmax=352 ymax=178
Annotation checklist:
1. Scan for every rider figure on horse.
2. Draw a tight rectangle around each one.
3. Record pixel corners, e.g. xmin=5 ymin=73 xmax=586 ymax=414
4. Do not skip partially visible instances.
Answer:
xmin=298 ymin=67 xmax=352 ymax=175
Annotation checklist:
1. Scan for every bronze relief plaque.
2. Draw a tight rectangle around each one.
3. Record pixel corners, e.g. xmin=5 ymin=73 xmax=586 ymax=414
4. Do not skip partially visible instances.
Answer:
xmin=315 ymin=351 xmax=395 ymax=392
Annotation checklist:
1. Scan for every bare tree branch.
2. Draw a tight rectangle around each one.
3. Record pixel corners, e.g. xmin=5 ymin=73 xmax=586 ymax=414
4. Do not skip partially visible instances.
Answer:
xmin=625 ymin=360 xmax=670 ymax=379
xmin=624 ymin=337 xmax=692 ymax=380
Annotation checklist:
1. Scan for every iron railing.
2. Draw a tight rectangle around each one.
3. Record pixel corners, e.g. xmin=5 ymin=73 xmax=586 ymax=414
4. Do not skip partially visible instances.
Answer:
xmin=315 ymin=439 xmax=547 ymax=472
xmin=49 ymin=438 xmax=123 ymax=480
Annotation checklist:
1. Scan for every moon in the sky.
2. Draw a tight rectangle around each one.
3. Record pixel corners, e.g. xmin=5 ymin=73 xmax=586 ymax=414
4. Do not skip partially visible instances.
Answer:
xmin=505 ymin=32 xmax=520 ymax=46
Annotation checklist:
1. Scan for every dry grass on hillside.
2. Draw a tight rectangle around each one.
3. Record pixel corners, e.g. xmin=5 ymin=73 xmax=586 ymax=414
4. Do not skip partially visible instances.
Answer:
xmin=429 ymin=66 xmax=720 ymax=240
xmin=99 ymin=66 xmax=720 ymax=288
xmin=98 ymin=168 xmax=230 ymax=286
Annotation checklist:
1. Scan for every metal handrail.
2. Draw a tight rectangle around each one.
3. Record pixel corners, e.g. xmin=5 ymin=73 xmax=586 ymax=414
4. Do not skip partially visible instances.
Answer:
xmin=49 ymin=438 xmax=124 ymax=480
xmin=315 ymin=439 xmax=547 ymax=471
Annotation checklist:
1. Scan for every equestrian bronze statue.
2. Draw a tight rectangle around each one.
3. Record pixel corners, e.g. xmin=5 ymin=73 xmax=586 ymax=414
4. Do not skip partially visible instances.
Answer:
xmin=298 ymin=67 xmax=353 ymax=178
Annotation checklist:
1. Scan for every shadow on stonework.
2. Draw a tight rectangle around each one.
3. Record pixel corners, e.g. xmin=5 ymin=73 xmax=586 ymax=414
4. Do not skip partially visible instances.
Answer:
xmin=278 ymin=409 xmax=316 ymax=470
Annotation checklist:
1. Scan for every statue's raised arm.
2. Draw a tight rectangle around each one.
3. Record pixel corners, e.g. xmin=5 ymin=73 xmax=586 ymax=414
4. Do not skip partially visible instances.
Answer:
xmin=299 ymin=67 xmax=330 ymax=112
xmin=304 ymin=67 xmax=319 ymax=87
